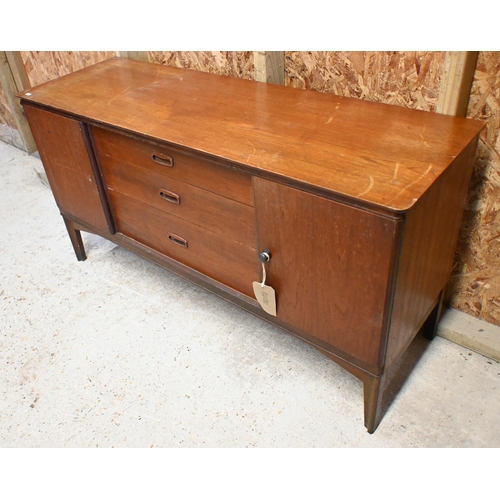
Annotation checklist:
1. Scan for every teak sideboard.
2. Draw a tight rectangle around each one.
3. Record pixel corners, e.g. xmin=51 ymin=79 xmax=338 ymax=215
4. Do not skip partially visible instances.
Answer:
xmin=18 ymin=58 xmax=484 ymax=433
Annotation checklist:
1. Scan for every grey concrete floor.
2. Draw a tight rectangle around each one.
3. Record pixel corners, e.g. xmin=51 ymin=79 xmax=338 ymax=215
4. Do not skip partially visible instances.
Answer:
xmin=1 ymin=139 xmax=500 ymax=448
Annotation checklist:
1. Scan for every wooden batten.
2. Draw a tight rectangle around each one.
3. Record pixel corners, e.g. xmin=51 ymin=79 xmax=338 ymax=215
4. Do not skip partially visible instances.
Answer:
xmin=436 ymin=52 xmax=479 ymax=116
xmin=254 ymin=52 xmax=285 ymax=84
xmin=0 ymin=52 xmax=36 ymax=152
xmin=5 ymin=52 xmax=31 ymax=92
xmin=120 ymin=52 xmax=149 ymax=62
xmin=438 ymin=308 xmax=500 ymax=362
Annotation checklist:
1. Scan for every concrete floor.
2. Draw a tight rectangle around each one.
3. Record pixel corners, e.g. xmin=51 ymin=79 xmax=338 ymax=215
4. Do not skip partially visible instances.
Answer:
xmin=1 ymin=139 xmax=500 ymax=448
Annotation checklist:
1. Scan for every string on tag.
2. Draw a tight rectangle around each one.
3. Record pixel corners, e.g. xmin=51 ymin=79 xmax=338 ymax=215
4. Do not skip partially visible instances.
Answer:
xmin=253 ymin=255 xmax=277 ymax=317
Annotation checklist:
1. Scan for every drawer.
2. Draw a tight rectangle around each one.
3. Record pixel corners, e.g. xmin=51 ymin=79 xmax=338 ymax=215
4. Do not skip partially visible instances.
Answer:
xmin=110 ymin=192 xmax=258 ymax=297
xmin=92 ymin=125 xmax=253 ymax=206
xmin=101 ymin=155 xmax=255 ymax=247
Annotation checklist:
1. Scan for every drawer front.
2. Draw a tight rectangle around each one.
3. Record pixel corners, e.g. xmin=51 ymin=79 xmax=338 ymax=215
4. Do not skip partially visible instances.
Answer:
xmin=100 ymin=155 xmax=255 ymax=247
xmin=111 ymin=192 xmax=258 ymax=297
xmin=92 ymin=126 xmax=254 ymax=206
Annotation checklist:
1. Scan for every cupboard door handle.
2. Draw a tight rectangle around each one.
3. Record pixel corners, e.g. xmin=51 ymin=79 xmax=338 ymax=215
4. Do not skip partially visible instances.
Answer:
xmin=152 ymin=153 xmax=174 ymax=167
xmin=168 ymin=233 xmax=188 ymax=248
xmin=159 ymin=189 xmax=180 ymax=204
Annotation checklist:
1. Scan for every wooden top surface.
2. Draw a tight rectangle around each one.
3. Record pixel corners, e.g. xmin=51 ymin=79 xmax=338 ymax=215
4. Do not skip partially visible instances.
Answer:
xmin=19 ymin=57 xmax=484 ymax=212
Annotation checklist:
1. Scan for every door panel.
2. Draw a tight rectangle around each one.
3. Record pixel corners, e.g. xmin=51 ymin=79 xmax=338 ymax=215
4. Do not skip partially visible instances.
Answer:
xmin=253 ymin=177 xmax=398 ymax=369
xmin=23 ymin=105 xmax=109 ymax=232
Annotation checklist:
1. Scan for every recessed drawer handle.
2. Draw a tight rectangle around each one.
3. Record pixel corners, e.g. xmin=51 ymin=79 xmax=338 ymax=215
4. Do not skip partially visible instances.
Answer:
xmin=168 ymin=233 xmax=188 ymax=248
xmin=152 ymin=153 xmax=174 ymax=167
xmin=159 ymin=189 xmax=180 ymax=204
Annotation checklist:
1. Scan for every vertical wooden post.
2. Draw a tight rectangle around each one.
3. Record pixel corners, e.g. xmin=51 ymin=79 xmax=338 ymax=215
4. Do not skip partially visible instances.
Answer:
xmin=5 ymin=51 xmax=31 ymax=91
xmin=437 ymin=52 xmax=479 ymax=346
xmin=254 ymin=52 xmax=285 ymax=85
xmin=436 ymin=52 xmax=478 ymax=117
xmin=0 ymin=51 xmax=37 ymax=153
xmin=119 ymin=52 xmax=149 ymax=62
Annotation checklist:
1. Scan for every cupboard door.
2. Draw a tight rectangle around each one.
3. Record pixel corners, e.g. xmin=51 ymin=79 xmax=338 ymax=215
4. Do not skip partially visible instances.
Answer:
xmin=22 ymin=105 xmax=109 ymax=232
xmin=253 ymin=177 xmax=398 ymax=369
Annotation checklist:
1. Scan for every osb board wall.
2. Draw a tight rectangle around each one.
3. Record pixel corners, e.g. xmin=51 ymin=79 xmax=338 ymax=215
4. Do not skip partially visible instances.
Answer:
xmin=0 ymin=80 xmax=17 ymax=129
xmin=148 ymin=52 xmax=255 ymax=80
xmin=284 ymin=51 xmax=445 ymax=111
xmin=447 ymin=51 xmax=500 ymax=326
xmin=0 ymin=81 xmax=22 ymax=148
xmin=21 ymin=51 xmax=116 ymax=87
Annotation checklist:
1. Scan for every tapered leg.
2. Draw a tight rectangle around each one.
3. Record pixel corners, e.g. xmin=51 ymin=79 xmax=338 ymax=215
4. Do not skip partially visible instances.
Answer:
xmin=422 ymin=289 xmax=445 ymax=340
xmin=363 ymin=373 xmax=386 ymax=434
xmin=63 ymin=217 xmax=87 ymax=261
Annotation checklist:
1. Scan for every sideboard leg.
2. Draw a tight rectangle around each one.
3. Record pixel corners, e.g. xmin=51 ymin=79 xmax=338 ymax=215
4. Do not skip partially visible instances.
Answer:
xmin=422 ymin=289 xmax=445 ymax=340
xmin=364 ymin=373 xmax=386 ymax=433
xmin=63 ymin=217 xmax=87 ymax=261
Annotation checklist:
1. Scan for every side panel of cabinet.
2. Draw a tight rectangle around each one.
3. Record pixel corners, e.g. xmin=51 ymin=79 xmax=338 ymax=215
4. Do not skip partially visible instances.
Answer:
xmin=22 ymin=105 xmax=109 ymax=232
xmin=385 ymin=137 xmax=479 ymax=367
xmin=253 ymin=177 xmax=399 ymax=370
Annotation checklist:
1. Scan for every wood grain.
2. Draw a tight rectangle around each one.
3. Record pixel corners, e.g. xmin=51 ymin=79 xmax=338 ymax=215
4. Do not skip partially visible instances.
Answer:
xmin=111 ymin=192 xmax=258 ymax=297
xmin=253 ymin=177 xmax=398 ymax=371
xmin=386 ymin=137 xmax=480 ymax=366
xmin=19 ymin=58 xmax=484 ymax=213
xmin=92 ymin=125 xmax=254 ymax=206
xmin=22 ymin=105 xmax=109 ymax=232
xmin=254 ymin=52 xmax=285 ymax=84
xmin=437 ymin=308 xmax=500 ymax=362
xmin=99 ymin=155 xmax=256 ymax=246
xmin=436 ymin=52 xmax=478 ymax=117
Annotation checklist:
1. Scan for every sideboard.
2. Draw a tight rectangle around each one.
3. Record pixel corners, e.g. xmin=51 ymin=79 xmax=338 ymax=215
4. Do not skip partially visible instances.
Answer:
xmin=18 ymin=58 xmax=484 ymax=433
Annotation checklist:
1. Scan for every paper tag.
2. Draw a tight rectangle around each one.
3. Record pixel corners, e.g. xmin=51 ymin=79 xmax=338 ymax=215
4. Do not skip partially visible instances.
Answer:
xmin=252 ymin=282 xmax=277 ymax=316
